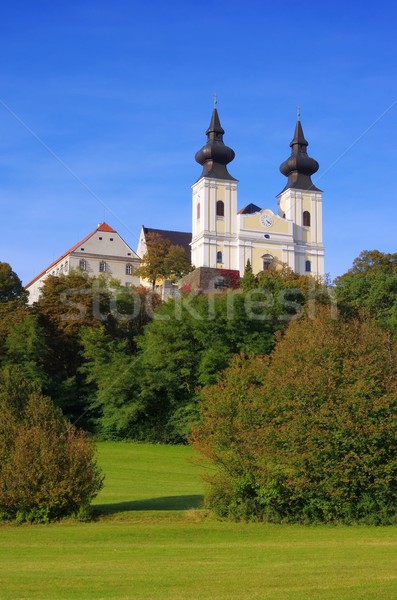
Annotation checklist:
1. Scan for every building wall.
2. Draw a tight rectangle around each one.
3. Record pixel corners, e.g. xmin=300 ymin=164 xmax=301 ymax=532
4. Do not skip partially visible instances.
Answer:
xmin=192 ymin=177 xmax=324 ymax=278
xmin=27 ymin=227 xmax=141 ymax=304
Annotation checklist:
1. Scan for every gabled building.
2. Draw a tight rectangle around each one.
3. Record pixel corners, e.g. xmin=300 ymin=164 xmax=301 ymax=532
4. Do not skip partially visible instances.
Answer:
xmin=26 ymin=222 xmax=140 ymax=304
xmin=191 ymin=108 xmax=324 ymax=277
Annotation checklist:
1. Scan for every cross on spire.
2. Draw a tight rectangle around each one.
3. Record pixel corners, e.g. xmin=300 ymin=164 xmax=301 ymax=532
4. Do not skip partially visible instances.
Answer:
xmin=213 ymin=92 xmax=218 ymax=107
xmin=296 ymin=105 xmax=301 ymax=121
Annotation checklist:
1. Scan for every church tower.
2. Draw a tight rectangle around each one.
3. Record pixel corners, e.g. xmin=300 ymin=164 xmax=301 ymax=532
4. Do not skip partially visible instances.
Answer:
xmin=278 ymin=117 xmax=324 ymax=276
xmin=191 ymin=108 xmax=238 ymax=269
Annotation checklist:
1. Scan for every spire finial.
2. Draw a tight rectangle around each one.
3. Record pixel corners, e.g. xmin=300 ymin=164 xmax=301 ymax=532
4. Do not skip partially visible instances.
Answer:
xmin=296 ymin=105 xmax=301 ymax=122
xmin=213 ymin=92 xmax=218 ymax=107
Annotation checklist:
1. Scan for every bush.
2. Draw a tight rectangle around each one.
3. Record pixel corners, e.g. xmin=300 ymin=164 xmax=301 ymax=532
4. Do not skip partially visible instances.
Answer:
xmin=191 ymin=307 xmax=397 ymax=524
xmin=0 ymin=369 xmax=103 ymax=523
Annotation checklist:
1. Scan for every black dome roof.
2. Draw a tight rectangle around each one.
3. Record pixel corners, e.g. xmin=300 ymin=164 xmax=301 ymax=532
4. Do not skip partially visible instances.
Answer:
xmin=195 ymin=108 xmax=237 ymax=181
xmin=279 ymin=120 xmax=321 ymax=193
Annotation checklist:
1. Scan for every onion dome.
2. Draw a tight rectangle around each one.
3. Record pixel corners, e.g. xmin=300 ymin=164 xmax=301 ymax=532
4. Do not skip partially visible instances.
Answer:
xmin=279 ymin=118 xmax=321 ymax=192
xmin=195 ymin=108 xmax=237 ymax=181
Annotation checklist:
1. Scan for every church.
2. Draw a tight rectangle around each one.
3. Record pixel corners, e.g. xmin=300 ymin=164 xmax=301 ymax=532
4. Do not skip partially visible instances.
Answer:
xmin=190 ymin=107 xmax=324 ymax=278
xmin=26 ymin=107 xmax=324 ymax=302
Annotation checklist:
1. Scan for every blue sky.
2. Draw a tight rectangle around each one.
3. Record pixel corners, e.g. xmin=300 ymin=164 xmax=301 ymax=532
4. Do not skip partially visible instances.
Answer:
xmin=1 ymin=0 xmax=396 ymax=284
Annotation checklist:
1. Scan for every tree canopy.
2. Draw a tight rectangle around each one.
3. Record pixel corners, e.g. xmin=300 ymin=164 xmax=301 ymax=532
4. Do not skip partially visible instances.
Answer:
xmin=0 ymin=262 xmax=27 ymax=303
xmin=135 ymin=233 xmax=192 ymax=289
xmin=192 ymin=305 xmax=397 ymax=524
xmin=0 ymin=368 xmax=103 ymax=523
xmin=335 ymin=249 xmax=397 ymax=333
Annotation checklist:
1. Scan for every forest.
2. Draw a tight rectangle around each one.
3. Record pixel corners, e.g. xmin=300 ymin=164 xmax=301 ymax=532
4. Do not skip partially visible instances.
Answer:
xmin=1 ymin=249 xmax=397 ymax=523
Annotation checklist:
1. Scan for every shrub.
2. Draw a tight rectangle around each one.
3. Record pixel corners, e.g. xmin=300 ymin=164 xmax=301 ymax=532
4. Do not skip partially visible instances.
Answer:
xmin=0 ymin=369 xmax=103 ymax=523
xmin=191 ymin=307 xmax=397 ymax=524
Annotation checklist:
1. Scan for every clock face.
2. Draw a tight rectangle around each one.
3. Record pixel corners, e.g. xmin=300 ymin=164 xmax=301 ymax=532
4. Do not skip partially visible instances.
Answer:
xmin=260 ymin=214 xmax=273 ymax=228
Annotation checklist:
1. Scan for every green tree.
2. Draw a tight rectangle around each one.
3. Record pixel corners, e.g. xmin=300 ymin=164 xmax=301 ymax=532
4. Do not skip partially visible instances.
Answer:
xmin=0 ymin=262 xmax=27 ymax=303
xmin=240 ymin=259 xmax=257 ymax=291
xmin=192 ymin=306 xmax=397 ymax=524
xmin=164 ymin=244 xmax=193 ymax=281
xmin=335 ymin=249 xmax=397 ymax=332
xmin=0 ymin=368 xmax=103 ymax=523
xmin=3 ymin=313 xmax=49 ymax=387
xmin=135 ymin=288 xmax=287 ymax=442
xmin=80 ymin=326 xmax=143 ymax=439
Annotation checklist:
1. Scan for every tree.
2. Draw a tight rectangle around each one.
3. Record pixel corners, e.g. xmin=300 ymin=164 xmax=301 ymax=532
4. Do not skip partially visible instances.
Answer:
xmin=0 ymin=262 xmax=27 ymax=303
xmin=0 ymin=368 xmax=103 ymax=523
xmin=164 ymin=244 xmax=193 ymax=281
xmin=136 ymin=233 xmax=192 ymax=288
xmin=135 ymin=233 xmax=171 ymax=289
xmin=3 ymin=313 xmax=49 ymax=387
xmin=80 ymin=326 xmax=143 ymax=439
xmin=335 ymin=249 xmax=397 ymax=332
xmin=192 ymin=306 xmax=397 ymax=524
xmin=240 ymin=259 xmax=257 ymax=291
xmin=134 ymin=288 xmax=287 ymax=442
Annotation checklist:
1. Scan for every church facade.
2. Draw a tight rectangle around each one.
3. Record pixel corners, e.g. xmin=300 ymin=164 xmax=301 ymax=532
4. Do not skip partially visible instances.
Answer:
xmin=191 ymin=109 xmax=324 ymax=278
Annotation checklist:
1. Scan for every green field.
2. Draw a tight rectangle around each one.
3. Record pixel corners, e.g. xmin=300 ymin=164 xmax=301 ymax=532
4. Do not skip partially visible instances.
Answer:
xmin=1 ymin=442 xmax=397 ymax=600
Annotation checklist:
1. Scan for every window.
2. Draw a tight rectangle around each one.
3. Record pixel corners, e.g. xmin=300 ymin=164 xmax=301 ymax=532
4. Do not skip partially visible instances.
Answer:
xmin=99 ymin=261 xmax=107 ymax=273
xmin=125 ymin=263 xmax=133 ymax=275
xmin=305 ymin=260 xmax=311 ymax=273
xmin=303 ymin=211 xmax=311 ymax=227
xmin=99 ymin=237 xmax=103 ymax=240
xmin=216 ymin=251 xmax=223 ymax=263
xmin=79 ymin=259 xmax=86 ymax=271
xmin=262 ymin=254 xmax=274 ymax=271
xmin=216 ymin=200 xmax=224 ymax=217
xmin=81 ymin=247 xmax=85 ymax=251
xmin=197 ymin=202 xmax=200 ymax=220
xmin=110 ymin=238 xmax=114 ymax=241
xmin=125 ymin=282 xmax=132 ymax=287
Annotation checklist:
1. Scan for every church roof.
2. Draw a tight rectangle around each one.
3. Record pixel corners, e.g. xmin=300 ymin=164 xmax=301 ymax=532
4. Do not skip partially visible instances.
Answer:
xmin=279 ymin=118 xmax=321 ymax=194
xmin=25 ymin=222 xmax=122 ymax=288
xmin=143 ymin=227 xmax=192 ymax=258
xmin=194 ymin=108 xmax=237 ymax=182
xmin=238 ymin=203 xmax=262 ymax=215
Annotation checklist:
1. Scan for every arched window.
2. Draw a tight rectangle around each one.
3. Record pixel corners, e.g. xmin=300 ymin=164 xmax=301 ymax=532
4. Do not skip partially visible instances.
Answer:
xmin=262 ymin=254 xmax=274 ymax=271
xmin=79 ymin=259 xmax=86 ymax=271
xmin=216 ymin=251 xmax=223 ymax=263
xmin=303 ymin=211 xmax=311 ymax=226
xmin=197 ymin=202 xmax=200 ymax=220
xmin=216 ymin=200 xmax=224 ymax=217
xmin=125 ymin=263 xmax=133 ymax=275
xmin=305 ymin=260 xmax=311 ymax=273
xmin=99 ymin=261 xmax=107 ymax=273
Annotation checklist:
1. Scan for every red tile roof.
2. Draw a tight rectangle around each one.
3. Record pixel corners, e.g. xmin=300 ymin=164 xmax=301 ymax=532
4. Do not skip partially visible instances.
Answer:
xmin=97 ymin=223 xmax=116 ymax=233
xmin=25 ymin=223 xmax=116 ymax=289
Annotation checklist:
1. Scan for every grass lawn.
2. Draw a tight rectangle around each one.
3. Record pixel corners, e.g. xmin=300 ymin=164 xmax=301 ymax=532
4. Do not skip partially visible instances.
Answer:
xmin=1 ymin=442 xmax=397 ymax=600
